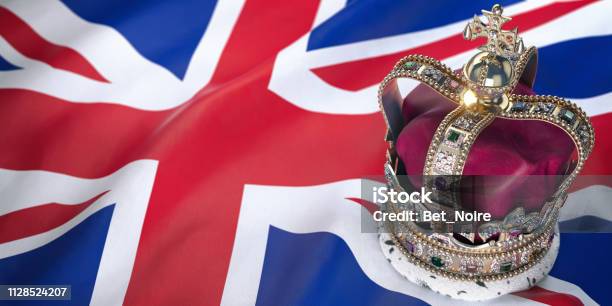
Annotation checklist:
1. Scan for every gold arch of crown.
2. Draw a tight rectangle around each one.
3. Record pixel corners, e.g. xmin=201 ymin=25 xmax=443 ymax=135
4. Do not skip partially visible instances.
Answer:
xmin=377 ymin=5 xmax=595 ymax=279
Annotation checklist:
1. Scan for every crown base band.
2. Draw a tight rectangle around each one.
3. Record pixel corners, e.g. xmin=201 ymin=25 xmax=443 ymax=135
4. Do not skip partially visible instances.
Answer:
xmin=379 ymin=226 xmax=559 ymax=301
xmin=382 ymin=213 xmax=557 ymax=281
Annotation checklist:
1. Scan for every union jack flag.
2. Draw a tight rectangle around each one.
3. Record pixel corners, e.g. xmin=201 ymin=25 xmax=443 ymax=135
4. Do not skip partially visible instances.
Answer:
xmin=0 ymin=0 xmax=610 ymax=305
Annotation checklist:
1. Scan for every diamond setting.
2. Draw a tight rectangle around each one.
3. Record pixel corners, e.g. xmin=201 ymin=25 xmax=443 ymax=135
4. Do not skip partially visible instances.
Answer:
xmin=452 ymin=113 xmax=482 ymax=130
xmin=576 ymin=123 xmax=591 ymax=146
xmin=511 ymin=101 xmax=529 ymax=112
xmin=421 ymin=66 xmax=443 ymax=82
xmin=433 ymin=151 xmax=456 ymax=174
xmin=414 ymin=242 xmax=424 ymax=257
xmin=520 ymin=251 xmax=530 ymax=265
xmin=533 ymin=102 xmax=555 ymax=114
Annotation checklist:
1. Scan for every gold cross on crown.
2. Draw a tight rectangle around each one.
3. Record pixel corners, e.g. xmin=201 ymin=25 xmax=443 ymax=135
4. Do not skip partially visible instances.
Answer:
xmin=463 ymin=4 xmax=524 ymax=55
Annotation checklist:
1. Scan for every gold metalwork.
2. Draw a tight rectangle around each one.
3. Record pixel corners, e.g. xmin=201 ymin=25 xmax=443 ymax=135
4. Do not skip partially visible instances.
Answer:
xmin=463 ymin=4 xmax=521 ymax=55
xmin=463 ymin=52 xmax=513 ymax=87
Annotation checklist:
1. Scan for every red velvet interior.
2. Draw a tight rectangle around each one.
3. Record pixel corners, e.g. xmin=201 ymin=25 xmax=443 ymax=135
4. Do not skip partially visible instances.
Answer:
xmin=396 ymin=82 xmax=575 ymax=219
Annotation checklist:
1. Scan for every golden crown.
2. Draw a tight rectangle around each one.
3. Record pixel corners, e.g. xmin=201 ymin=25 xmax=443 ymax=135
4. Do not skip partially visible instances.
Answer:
xmin=377 ymin=4 xmax=595 ymax=291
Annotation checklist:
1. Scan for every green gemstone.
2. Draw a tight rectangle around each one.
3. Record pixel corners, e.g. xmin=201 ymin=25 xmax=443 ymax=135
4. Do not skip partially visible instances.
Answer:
xmin=404 ymin=62 xmax=417 ymax=69
xmin=560 ymin=109 xmax=576 ymax=124
xmin=431 ymin=256 xmax=444 ymax=268
xmin=500 ymin=261 xmax=512 ymax=272
xmin=447 ymin=130 xmax=460 ymax=142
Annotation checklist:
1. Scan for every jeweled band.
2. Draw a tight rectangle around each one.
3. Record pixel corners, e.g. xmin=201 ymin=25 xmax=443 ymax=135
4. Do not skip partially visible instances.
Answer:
xmin=423 ymin=107 xmax=495 ymax=176
xmin=386 ymin=218 xmax=557 ymax=281
xmin=381 ymin=179 xmax=565 ymax=279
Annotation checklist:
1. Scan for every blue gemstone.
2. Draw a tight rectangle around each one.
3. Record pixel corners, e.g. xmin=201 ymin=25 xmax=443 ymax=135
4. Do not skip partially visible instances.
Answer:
xmin=434 ymin=177 xmax=447 ymax=190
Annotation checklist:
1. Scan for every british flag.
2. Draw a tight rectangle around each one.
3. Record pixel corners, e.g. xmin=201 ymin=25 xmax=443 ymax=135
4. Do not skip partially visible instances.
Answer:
xmin=0 ymin=0 xmax=610 ymax=305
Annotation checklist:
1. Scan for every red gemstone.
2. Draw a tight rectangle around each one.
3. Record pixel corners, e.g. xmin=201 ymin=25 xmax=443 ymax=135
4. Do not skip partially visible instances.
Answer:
xmin=465 ymin=263 xmax=478 ymax=273
xmin=509 ymin=230 xmax=521 ymax=238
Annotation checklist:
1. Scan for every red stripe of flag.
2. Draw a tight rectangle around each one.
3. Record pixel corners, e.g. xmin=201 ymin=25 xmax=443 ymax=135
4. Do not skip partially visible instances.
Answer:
xmin=0 ymin=191 xmax=108 ymax=244
xmin=514 ymin=286 xmax=584 ymax=306
xmin=0 ymin=7 xmax=108 ymax=83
